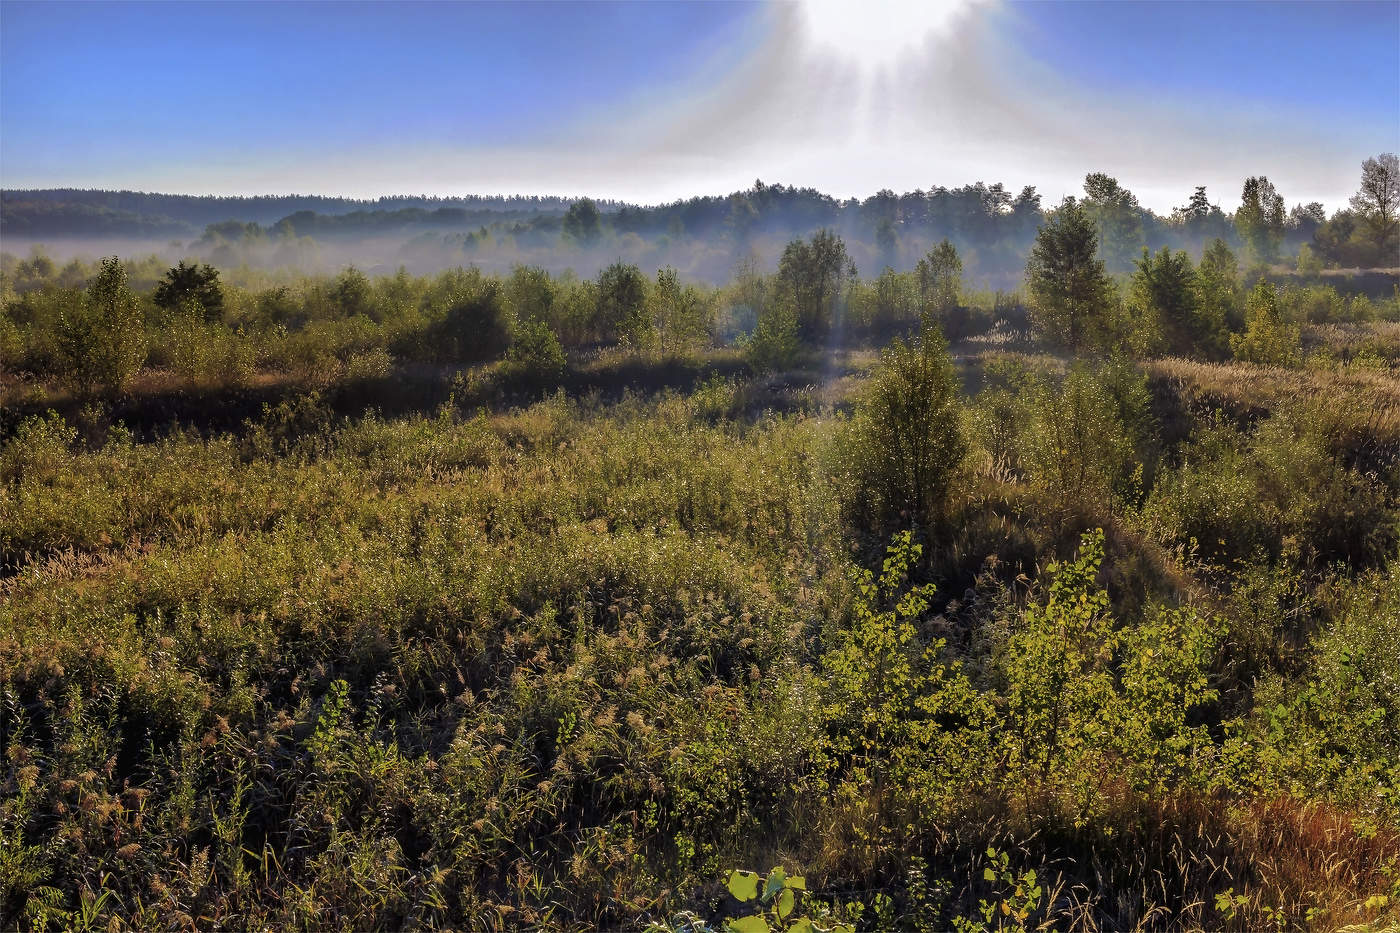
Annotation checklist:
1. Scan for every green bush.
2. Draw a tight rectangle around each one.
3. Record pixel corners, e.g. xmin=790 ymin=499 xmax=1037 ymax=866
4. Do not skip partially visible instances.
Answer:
xmin=424 ymin=270 xmax=509 ymax=363
xmin=837 ymin=331 xmax=964 ymax=528
xmin=155 ymin=303 xmax=255 ymax=387
xmin=1232 ymin=280 xmax=1301 ymax=366
xmin=996 ymin=530 xmax=1221 ymax=799
xmin=1019 ymin=361 xmax=1149 ymax=514
xmin=506 ymin=318 xmax=567 ymax=383
xmin=55 ymin=257 xmax=146 ymax=395
xmin=746 ymin=297 xmax=802 ymax=374
xmin=1147 ymin=412 xmax=1396 ymax=569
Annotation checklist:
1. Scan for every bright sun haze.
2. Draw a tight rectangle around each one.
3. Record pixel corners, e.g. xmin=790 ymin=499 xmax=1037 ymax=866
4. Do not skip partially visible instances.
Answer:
xmin=1 ymin=0 xmax=1394 ymax=209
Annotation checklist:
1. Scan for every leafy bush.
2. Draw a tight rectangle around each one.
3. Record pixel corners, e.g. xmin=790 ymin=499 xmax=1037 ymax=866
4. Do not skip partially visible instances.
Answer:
xmin=1232 ymin=280 xmax=1301 ymax=366
xmin=996 ymin=530 xmax=1221 ymax=799
xmin=837 ymin=332 xmax=965 ymax=528
xmin=506 ymin=318 xmax=567 ymax=383
xmin=598 ymin=261 xmax=651 ymax=347
xmin=156 ymin=303 xmax=255 ymax=387
xmin=55 ymin=257 xmax=146 ymax=395
xmin=424 ymin=270 xmax=509 ymax=363
xmin=1020 ymin=361 xmax=1149 ymax=514
xmin=819 ymin=531 xmax=991 ymax=809
xmin=1146 ymin=413 xmax=1395 ymax=568
xmin=746 ymin=298 xmax=802 ymax=373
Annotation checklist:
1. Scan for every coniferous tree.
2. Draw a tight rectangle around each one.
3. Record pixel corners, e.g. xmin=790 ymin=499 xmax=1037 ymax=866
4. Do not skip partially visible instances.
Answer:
xmin=1129 ymin=247 xmax=1223 ymax=356
xmin=1236 ymin=177 xmax=1286 ymax=264
xmin=1026 ymin=199 xmax=1115 ymax=351
xmin=153 ymin=260 xmax=223 ymax=320
xmin=1197 ymin=237 xmax=1242 ymax=331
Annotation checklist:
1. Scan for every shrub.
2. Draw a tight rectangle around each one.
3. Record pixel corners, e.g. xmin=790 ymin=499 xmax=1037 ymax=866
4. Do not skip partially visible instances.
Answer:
xmin=597 ymin=261 xmax=651 ymax=347
xmin=0 ymin=411 xmax=75 ymax=484
xmin=0 ymin=307 xmax=22 ymax=373
xmin=746 ymin=298 xmax=802 ymax=374
xmin=55 ymin=257 xmax=146 ymax=395
xmin=506 ymin=318 xmax=567 ymax=384
xmin=330 ymin=265 xmax=379 ymax=320
xmin=427 ymin=272 xmax=509 ymax=363
xmin=820 ymin=530 xmax=991 ymax=808
xmin=1020 ymin=361 xmax=1149 ymax=514
xmin=344 ymin=346 xmax=393 ymax=382
xmin=1296 ymin=244 xmax=1323 ymax=277
xmin=153 ymin=260 xmax=224 ymax=321
xmin=1232 ymin=281 xmax=1301 ymax=366
xmin=158 ymin=302 xmax=255 ymax=387
xmin=996 ymin=530 xmax=1221 ymax=798
xmin=1146 ymin=411 xmax=1395 ymax=569
xmin=505 ymin=264 xmax=556 ymax=327
xmin=838 ymin=331 xmax=964 ymax=528
xmin=651 ymin=267 xmax=713 ymax=353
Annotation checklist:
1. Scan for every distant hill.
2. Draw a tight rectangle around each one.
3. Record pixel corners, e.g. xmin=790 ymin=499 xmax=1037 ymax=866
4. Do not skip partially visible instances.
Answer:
xmin=0 ymin=189 xmax=612 ymax=238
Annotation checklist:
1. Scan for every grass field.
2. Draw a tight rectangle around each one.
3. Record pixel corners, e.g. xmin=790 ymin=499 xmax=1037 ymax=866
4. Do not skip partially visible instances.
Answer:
xmin=3 ymin=253 xmax=1400 ymax=931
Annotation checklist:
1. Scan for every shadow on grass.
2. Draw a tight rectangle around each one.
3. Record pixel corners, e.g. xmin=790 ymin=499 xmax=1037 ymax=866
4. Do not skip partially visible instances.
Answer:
xmin=2 ymin=351 xmax=764 ymax=443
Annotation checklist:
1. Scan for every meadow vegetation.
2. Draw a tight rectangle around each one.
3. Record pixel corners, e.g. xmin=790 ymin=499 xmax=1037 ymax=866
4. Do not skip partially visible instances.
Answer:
xmin=3 ymin=165 xmax=1400 ymax=931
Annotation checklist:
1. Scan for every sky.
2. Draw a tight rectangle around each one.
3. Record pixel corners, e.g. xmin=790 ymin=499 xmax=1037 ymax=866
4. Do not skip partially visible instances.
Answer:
xmin=1 ymin=0 xmax=1397 ymax=214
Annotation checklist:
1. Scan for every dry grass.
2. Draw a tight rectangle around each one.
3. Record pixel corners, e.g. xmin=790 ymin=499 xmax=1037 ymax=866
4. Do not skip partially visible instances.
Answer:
xmin=1147 ymin=356 xmax=1400 ymax=447
xmin=1306 ymin=321 xmax=1400 ymax=358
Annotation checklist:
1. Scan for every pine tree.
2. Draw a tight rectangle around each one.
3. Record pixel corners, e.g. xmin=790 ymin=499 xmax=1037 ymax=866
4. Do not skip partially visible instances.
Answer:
xmin=1026 ymin=199 xmax=1115 ymax=351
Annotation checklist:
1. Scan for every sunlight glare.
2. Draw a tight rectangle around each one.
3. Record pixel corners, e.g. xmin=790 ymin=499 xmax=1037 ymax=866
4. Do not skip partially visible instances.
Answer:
xmin=797 ymin=0 xmax=977 ymax=65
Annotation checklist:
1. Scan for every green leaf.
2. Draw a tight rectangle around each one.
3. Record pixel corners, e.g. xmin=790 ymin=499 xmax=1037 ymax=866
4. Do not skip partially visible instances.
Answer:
xmin=983 ymin=867 xmax=996 ymax=882
xmin=728 ymin=916 xmax=770 ymax=933
xmin=728 ymin=870 xmax=760 ymax=903
xmin=764 ymin=867 xmax=787 ymax=900
xmin=787 ymin=921 xmax=814 ymax=933
xmin=776 ymin=888 xmax=795 ymax=920
xmin=787 ymin=875 xmax=806 ymax=891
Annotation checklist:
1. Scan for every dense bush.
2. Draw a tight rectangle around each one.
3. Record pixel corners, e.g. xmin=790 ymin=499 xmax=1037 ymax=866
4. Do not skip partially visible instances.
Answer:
xmin=837 ymin=331 xmax=964 ymax=528
xmin=54 ymin=257 xmax=146 ymax=395
xmin=426 ymin=269 xmax=511 ymax=363
xmin=505 ymin=318 xmax=567 ymax=383
xmin=1232 ymin=280 xmax=1301 ymax=366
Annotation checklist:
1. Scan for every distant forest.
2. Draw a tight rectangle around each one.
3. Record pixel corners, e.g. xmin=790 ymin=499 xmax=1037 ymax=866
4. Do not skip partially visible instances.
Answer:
xmin=0 ymin=190 xmax=598 ymax=234
xmin=3 ymin=160 xmax=1398 ymax=287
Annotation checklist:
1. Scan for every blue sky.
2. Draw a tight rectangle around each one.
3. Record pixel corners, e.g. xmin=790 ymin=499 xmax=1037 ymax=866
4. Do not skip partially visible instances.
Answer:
xmin=1 ymin=0 xmax=1397 ymax=212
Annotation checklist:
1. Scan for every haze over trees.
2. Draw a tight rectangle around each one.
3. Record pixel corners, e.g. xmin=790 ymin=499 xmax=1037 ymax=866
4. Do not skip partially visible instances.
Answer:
xmin=5 ymin=155 xmax=1397 ymax=293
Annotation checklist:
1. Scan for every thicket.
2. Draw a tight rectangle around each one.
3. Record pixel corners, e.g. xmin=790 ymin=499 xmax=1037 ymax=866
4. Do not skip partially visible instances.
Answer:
xmin=2 ymin=219 xmax=1400 ymax=931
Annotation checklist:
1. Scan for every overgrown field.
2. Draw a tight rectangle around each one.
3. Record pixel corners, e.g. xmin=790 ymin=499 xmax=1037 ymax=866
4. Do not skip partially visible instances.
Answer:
xmin=3 ymin=239 xmax=1400 ymax=931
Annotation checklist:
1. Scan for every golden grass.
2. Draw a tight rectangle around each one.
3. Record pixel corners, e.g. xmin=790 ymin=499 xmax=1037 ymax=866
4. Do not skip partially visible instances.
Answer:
xmin=1147 ymin=356 xmax=1400 ymax=444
